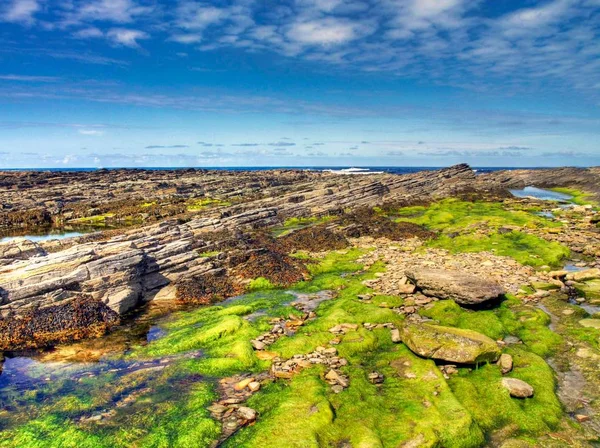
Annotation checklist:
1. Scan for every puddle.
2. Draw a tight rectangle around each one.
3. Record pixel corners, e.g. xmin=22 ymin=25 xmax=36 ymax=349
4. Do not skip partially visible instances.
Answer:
xmin=146 ymin=325 xmax=167 ymax=342
xmin=510 ymin=186 xmax=573 ymax=202
xmin=0 ymin=231 xmax=88 ymax=244
xmin=536 ymin=211 xmax=555 ymax=219
xmin=563 ymin=263 xmax=587 ymax=273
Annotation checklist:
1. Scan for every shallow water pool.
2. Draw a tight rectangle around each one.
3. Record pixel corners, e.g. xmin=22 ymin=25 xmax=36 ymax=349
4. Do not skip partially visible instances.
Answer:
xmin=510 ymin=186 xmax=573 ymax=202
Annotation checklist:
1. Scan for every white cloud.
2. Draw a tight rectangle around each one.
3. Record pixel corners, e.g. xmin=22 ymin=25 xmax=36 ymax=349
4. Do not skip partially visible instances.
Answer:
xmin=169 ymin=33 xmax=203 ymax=44
xmin=107 ymin=28 xmax=149 ymax=47
xmin=78 ymin=129 xmax=105 ymax=136
xmin=72 ymin=27 xmax=104 ymax=39
xmin=175 ymin=2 xmax=225 ymax=30
xmin=2 ymin=0 xmax=41 ymax=25
xmin=287 ymin=18 xmax=370 ymax=45
xmin=71 ymin=0 xmax=153 ymax=24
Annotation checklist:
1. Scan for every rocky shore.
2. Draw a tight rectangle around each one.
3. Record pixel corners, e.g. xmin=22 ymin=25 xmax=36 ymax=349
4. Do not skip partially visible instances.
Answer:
xmin=1 ymin=164 xmax=600 ymax=447
xmin=1 ymin=165 xmax=598 ymax=327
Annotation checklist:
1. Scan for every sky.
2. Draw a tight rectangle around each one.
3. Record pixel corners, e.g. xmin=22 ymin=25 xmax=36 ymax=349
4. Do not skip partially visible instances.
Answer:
xmin=0 ymin=0 xmax=599 ymax=168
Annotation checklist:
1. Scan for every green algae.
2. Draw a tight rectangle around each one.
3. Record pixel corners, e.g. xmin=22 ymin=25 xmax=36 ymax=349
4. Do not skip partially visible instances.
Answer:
xmin=420 ymin=296 xmax=562 ymax=359
xmin=392 ymin=199 xmax=570 ymax=267
xmin=272 ymin=215 xmax=336 ymax=237
xmin=449 ymin=348 xmax=562 ymax=437
xmin=550 ymin=187 xmax=596 ymax=206
xmin=428 ymin=231 xmax=570 ymax=267
xmin=396 ymin=199 xmax=561 ymax=232
xmin=0 ymin=241 xmax=572 ymax=447
xmin=225 ymin=346 xmax=485 ymax=448
xmin=187 ymin=198 xmax=231 ymax=212
xmin=247 ymin=277 xmax=276 ymax=291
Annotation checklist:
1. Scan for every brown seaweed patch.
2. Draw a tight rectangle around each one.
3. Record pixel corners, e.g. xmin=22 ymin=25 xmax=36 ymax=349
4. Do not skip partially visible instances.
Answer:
xmin=175 ymin=270 xmax=246 ymax=305
xmin=0 ymin=296 xmax=119 ymax=351
xmin=233 ymin=248 xmax=310 ymax=286
xmin=341 ymin=207 xmax=436 ymax=240
xmin=278 ymin=224 xmax=350 ymax=252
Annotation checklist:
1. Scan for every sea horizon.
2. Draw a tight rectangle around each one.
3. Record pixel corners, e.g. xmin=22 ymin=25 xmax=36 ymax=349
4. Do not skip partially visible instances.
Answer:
xmin=0 ymin=165 xmax=591 ymax=174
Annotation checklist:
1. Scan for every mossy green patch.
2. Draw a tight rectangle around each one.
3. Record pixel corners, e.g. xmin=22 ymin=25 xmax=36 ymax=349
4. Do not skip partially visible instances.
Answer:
xmin=550 ymin=188 xmax=596 ymax=206
xmin=421 ymin=296 xmax=562 ymax=358
xmin=226 ymin=346 xmax=485 ymax=448
xmin=187 ymin=198 xmax=231 ymax=212
xmin=428 ymin=231 xmax=569 ymax=267
xmin=396 ymin=199 xmax=561 ymax=232
xmin=247 ymin=277 xmax=276 ymax=291
xmin=272 ymin=215 xmax=336 ymax=237
xmin=198 ymin=250 xmax=220 ymax=258
xmin=449 ymin=348 xmax=562 ymax=437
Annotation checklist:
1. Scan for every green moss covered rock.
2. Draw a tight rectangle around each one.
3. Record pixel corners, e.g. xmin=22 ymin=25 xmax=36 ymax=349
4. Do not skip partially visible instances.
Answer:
xmin=400 ymin=322 xmax=501 ymax=364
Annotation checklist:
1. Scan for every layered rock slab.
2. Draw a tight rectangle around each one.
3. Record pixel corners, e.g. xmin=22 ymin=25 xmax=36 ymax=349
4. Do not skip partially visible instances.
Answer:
xmin=405 ymin=268 xmax=505 ymax=305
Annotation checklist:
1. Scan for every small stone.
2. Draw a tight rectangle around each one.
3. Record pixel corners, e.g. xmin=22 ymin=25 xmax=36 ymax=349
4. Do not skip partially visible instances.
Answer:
xmin=331 ymin=385 xmax=344 ymax=394
xmin=498 ymin=354 xmax=513 ymax=375
xmin=237 ymin=406 xmax=257 ymax=422
xmin=325 ymin=369 xmax=349 ymax=387
xmin=251 ymin=340 xmax=266 ymax=350
xmin=562 ymin=309 xmax=575 ymax=316
xmin=390 ymin=328 xmax=401 ymax=343
xmin=248 ymin=381 xmax=261 ymax=392
xmin=501 ymin=378 xmax=534 ymax=398
xmin=575 ymin=414 xmax=590 ymax=423
xmin=397 ymin=283 xmax=416 ymax=294
xmin=234 ymin=378 xmax=255 ymax=391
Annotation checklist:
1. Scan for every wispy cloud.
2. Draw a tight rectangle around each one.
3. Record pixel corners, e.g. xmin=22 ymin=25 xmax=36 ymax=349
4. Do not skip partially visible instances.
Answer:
xmin=2 ymin=0 xmax=599 ymax=97
xmin=145 ymin=144 xmax=190 ymax=149
xmin=0 ymin=74 xmax=60 ymax=82
xmin=78 ymin=129 xmax=105 ymax=136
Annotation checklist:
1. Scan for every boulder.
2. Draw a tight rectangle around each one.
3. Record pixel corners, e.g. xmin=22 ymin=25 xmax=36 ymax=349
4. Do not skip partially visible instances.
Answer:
xmin=405 ymin=269 xmax=505 ymax=305
xmin=400 ymin=322 xmax=501 ymax=364
xmin=501 ymin=378 xmax=534 ymax=398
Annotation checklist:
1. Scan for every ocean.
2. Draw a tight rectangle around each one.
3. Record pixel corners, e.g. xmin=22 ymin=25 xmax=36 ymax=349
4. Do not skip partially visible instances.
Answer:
xmin=0 ymin=166 xmax=536 ymax=174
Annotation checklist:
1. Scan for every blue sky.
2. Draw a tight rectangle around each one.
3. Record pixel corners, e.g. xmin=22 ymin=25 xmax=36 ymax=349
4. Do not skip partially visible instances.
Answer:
xmin=0 ymin=0 xmax=599 ymax=168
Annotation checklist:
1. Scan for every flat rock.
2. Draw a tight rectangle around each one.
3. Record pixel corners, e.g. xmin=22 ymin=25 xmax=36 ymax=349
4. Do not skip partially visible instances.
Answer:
xmin=405 ymin=268 xmax=505 ymax=305
xmin=579 ymin=319 xmax=600 ymax=329
xmin=400 ymin=322 xmax=501 ymax=364
xmin=501 ymin=378 xmax=534 ymax=398
xmin=572 ymin=268 xmax=600 ymax=282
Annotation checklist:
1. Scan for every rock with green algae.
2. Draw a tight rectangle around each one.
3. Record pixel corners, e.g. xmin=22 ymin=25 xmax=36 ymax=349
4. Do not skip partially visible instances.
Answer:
xmin=570 ymin=268 xmax=600 ymax=282
xmin=400 ymin=322 xmax=501 ymax=364
xmin=574 ymin=279 xmax=600 ymax=303
xmin=579 ymin=318 xmax=600 ymax=329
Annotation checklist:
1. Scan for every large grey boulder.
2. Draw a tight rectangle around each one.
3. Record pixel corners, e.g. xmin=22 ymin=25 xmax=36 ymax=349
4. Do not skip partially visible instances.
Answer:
xmin=405 ymin=268 xmax=505 ymax=305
